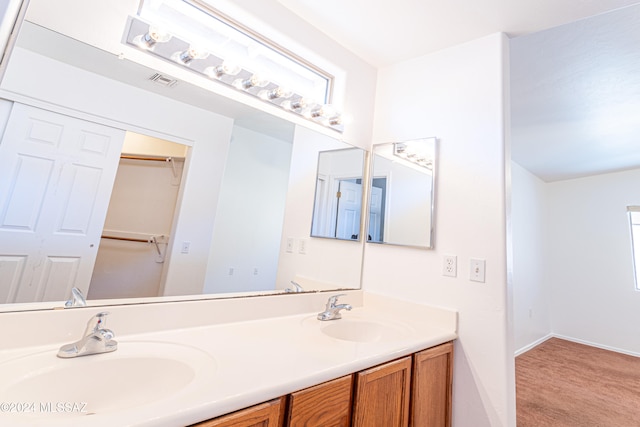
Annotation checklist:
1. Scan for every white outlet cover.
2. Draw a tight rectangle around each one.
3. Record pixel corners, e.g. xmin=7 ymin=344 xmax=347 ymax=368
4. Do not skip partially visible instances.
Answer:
xmin=443 ymin=255 xmax=457 ymax=277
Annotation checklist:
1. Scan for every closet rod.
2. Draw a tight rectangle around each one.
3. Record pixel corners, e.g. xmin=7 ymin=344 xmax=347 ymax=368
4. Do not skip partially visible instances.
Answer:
xmin=120 ymin=154 xmax=180 ymax=162
xmin=101 ymin=235 xmax=148 ymax=243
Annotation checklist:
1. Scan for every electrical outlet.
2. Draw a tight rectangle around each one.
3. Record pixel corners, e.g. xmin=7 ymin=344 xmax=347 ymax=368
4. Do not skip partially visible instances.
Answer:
xmin=470 ymin=258 xmax=486 ymax=282
xmin=443 ymin=255 xmax=457 ymax=277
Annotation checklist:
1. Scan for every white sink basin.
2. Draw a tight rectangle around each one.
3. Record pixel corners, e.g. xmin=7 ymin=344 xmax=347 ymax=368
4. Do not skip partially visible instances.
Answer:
xmin=304 ymin=315 xmax=413 ymax=343
xmin=0 ymin=341 xmax=217 ymax=419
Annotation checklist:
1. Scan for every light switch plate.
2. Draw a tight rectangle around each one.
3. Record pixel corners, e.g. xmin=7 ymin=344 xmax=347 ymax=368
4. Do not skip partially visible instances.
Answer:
xmin=470 ymin=258 xmax=486 ymax=282
xmin=298 ymin=238 xmax=307 ymax=254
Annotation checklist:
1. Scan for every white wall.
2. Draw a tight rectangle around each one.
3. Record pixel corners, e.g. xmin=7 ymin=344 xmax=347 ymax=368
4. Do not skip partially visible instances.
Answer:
xmin=204 ymin=125 xmax=292 ymax=294
xmin=511 ymin=162 xmax=552 ymax=353
xmin=373 ymin=156 xmax=432 ymax=246
xmin=366 ymin=34 xmax=514 ymax=426
xmin=546 ymin=168 xmax=640 ymax=355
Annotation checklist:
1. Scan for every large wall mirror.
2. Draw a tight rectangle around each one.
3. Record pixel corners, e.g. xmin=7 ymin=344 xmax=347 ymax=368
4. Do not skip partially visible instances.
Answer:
xmin=0 ymin=13 xmax=365 ymax=311
xmin=367 ymin=138 xmax=436 ymax=248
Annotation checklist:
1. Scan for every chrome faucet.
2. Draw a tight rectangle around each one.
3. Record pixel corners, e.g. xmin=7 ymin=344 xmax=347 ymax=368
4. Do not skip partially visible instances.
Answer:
xmin=57 ymin=312 xmax=118 ymax=358
xmin=64 ymin=287 xmax=87 ymax=307
xmin=317 ymin=294 xmax=352 ymax=321
xmin=285 ymin=281 xmax=304 ymax=293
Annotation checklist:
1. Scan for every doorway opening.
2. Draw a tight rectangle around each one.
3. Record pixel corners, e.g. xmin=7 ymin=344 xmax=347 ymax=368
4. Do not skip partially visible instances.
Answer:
xmin=88 ymin=132 xmax=188 ymax=299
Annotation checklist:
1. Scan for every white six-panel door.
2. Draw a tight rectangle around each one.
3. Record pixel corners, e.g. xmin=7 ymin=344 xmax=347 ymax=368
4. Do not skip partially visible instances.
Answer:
xmin=335 ymin=180 xmax=362 ymax=240
xmin=0 ymin=103 xmax=125 ymax=303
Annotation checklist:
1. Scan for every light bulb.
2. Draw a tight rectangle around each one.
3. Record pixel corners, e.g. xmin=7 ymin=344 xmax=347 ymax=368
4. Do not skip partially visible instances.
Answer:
xmin=258 ymin=87 xmax=293 ymax=101
xmin=204 ymin=62 xmax=241 ymax=79
xmin=232 ymin=74 xmax=269 ymax=90
xmin=304 ymin=104 xmax=335 ymax=120
xmin=174 ymin=46 xmax=209 ymax=65
xmin=323 ymin=114 xmax=343 ymax=126
xmin=281 ymin=98 xmax=309 ymax=111
xmin=134 ymin=25 xmax=172 ymax=49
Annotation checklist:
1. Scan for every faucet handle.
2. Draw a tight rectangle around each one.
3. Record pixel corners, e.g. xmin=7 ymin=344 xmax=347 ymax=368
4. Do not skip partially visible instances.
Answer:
xmin=285 ymin=281 xmax=304 ymax=293
xmin=64 ymin=287 xmax=87 ymax=307
xmin=84 ymin=311 xmax=110 ymax=336
xmin=327 ymin=293 xmax=347 ymax=308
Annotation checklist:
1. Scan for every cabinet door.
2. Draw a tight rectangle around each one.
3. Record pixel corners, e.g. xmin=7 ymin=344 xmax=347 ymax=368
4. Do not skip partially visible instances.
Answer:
xmin=352 ymin=356 xmax=412 ymax=427
xmin=411 ymin=342 xmax=454 ymax=427
xmin=286 ymin=375 xmax=352 ymax=427
xmin=192 ymin=397 xmax=285 ymax=427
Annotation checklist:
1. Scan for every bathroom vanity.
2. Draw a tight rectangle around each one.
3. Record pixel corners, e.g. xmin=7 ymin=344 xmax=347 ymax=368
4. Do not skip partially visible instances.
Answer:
xmin=194 ymin=341 xmax=453 ymax=426
xmin=0 ymin=291 xmax=457 ymax=427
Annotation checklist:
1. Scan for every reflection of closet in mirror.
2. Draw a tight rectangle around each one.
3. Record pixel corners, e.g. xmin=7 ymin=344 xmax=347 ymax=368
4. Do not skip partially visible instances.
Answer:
xmin=311 ymin=148 xmax=366 ymax=240
xmin=368 ymin=138 xmax=436 ymax=248
xmin=88 ymin=133 xmax=187 ymax=300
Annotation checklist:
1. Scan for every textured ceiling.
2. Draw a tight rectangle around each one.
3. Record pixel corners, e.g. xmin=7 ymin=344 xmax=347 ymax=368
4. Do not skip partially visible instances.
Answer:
xmin=276 ymin=0 xmax=640 ymax=67
xmin=510 ymin=4 xmax=640 ymax=181
xmin=276 ymin=0 xmax=640 ymax=181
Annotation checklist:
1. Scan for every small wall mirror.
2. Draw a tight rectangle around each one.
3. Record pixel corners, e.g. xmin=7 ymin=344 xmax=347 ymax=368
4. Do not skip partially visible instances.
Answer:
xmin=368 ymin=138 xmax=436 ymax=248
xmin=311 ymin=148 xmax=366 ymax=240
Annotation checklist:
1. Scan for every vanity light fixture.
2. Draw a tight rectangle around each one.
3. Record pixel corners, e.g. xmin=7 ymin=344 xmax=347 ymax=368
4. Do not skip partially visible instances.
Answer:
xmin=393 ymin=141 xmax=433 ymax=170
xmin=125 ymin=0 xmax=344 ymax=132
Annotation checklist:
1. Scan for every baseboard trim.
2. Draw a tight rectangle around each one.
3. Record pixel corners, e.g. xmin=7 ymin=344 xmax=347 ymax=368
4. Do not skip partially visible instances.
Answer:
xmin=516 ymin=333 xmax=640 ymax=358
xmin=552 ymin=334 xmax=640 ymax=358
xmin=515 ymin=333 xmax=554 ymax=356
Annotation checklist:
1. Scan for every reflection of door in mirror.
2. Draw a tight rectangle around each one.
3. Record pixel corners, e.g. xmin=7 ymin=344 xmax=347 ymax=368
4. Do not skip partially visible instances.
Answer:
xmin=0 ymin=102 xmax=126 ymax=304
xmin=368 ymin=178 xmax=386 ymax=242
xmin=88 ymin=133 xmax=187 ymax=300
xmin=311 ymin=148 xmax=366 ymax=240
xmin=336 ymin=180 xmax=362 ymax=239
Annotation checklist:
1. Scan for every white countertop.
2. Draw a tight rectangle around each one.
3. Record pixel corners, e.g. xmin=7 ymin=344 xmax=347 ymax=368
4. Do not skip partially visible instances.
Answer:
xmin=0 ymin=292 xmax=457 ymax=426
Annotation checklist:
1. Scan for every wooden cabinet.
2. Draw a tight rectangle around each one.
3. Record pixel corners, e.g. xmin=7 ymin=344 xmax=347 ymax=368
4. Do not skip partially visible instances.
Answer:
xmin=352 ymin=356 xmax=412 ymax=427
xmin=191 ymin=397 xmax=285 ymax=427
xmin=286 ymin=375 xmax=353 ymax=427
xmin=191 ymin=341 xmax=453 ymax=427
xmin=411 ymin=342 xmax=454 ymax=427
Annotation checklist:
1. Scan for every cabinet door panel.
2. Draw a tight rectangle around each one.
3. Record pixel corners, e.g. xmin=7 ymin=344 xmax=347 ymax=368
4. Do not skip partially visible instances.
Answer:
xmin=411 ymin=342 xmax=454 ymax=427
xmin=352 ymin=356 xmax=412 ymax=427
xmin=287 ymin=375 xmax=352 ymax=427
xmin=193 ymin=397 xmax=284 ymax=427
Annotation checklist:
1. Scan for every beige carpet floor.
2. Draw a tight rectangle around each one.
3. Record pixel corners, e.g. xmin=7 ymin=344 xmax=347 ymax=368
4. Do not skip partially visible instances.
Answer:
xmin=516 ymin=337 xmax=640 ymax=426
